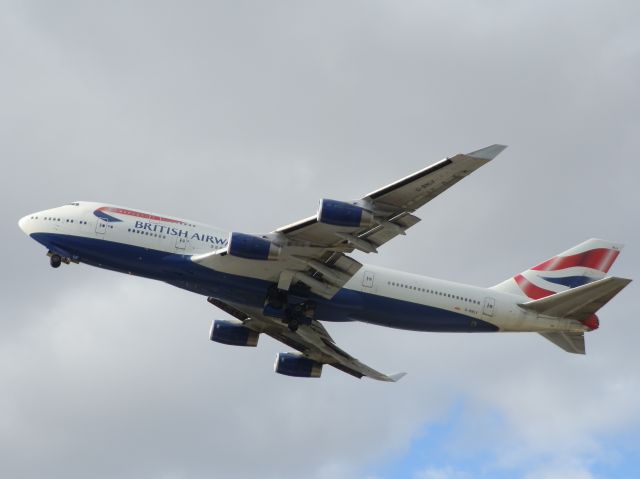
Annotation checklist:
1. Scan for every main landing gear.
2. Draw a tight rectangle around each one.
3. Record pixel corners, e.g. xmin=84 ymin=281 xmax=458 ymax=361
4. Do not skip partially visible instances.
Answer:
xmin=285 ymin=302 xmax=316 ymax=332
xmin=264 ymin=286 xmax=316 ymax=332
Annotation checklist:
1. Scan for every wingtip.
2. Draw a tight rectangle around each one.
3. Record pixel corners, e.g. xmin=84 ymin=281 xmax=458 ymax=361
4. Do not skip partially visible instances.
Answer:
xmin=387 ymin=372 xmax=407 ymax=382
xmin=466 ymin=144 xmax=508 ymax=160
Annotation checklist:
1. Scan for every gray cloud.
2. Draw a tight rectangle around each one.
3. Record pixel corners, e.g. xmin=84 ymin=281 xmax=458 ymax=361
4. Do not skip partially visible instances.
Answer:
xmin=2 ymin=1 xmax=639 ymax=478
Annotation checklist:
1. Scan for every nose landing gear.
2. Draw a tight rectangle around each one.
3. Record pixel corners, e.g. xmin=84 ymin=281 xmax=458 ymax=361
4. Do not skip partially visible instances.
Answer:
xmin=50 ymin=254 xmax=62 ymax=268
xmin=47 ymin=251 xmax=73 ymax=268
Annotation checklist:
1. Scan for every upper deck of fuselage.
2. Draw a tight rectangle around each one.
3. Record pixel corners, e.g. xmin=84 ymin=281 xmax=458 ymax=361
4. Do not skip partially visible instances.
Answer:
xmin=18 ymin=201 xmax=229 ymax=256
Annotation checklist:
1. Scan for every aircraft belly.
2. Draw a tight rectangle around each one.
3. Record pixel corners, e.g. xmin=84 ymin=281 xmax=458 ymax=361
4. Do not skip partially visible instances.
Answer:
xmin=337 ymin=289 xmax=499 ymax=332
xmin=31 ymin=232 xmax=161 ymax=274
xmin=29 ymin=233 xmax=271 ymax=305
xmin=30 ymin=234 xmax=497 ymax=333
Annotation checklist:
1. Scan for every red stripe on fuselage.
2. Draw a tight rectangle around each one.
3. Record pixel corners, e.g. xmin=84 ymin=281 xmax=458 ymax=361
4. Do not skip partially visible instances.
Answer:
xmin=97 ymin=207 xmax=185 ymax=224
xmin=514 ymin=274 xmax=555 ymax=299
xmin=531 ymin=248 xmax=619 ymax=273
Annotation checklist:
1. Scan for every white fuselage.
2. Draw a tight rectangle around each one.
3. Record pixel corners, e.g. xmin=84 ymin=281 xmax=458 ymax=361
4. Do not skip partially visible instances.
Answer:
xmin=18 ymin=201 xmax=588 ymax=335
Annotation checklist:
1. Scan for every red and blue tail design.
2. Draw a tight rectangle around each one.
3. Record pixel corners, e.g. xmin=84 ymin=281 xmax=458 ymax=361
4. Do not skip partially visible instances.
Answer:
xmin=492 ymin=239 xmax=624 ymax=299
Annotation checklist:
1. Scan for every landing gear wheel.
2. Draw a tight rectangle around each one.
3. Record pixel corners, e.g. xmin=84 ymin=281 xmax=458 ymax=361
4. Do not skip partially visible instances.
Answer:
xmin=50 ymin=254 xmax=62 ymax=268
xmin=266 ymin=287 xmax=287 ymax=309
xmin=288 ymin=318 xmax=299 ymax=332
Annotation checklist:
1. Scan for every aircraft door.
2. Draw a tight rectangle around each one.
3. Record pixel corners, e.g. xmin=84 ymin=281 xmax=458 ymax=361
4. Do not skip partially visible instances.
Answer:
xmin=95 ymin=219 xmax=107 ymax=235
xmin=175 ymin=237 xmax=188 ymax=251
xmin=482 ymin=297 xmax=495 ymax=317
xmin=362 ymin=271 xmax=375 ymax=288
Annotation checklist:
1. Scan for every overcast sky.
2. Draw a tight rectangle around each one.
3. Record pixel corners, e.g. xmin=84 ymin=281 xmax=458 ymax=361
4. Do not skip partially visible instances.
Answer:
xmin=2 ymin=1 xmax=639 ymax=478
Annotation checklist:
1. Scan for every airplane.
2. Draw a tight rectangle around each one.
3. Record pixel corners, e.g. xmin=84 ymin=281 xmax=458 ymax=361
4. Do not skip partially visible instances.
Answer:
xmin=18 ymin=144 xmax=631 ymax=381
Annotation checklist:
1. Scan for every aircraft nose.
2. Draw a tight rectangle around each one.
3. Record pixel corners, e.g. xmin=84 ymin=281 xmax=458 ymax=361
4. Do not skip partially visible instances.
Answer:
xmin=18 ymin=215 xmax=32 ymax=234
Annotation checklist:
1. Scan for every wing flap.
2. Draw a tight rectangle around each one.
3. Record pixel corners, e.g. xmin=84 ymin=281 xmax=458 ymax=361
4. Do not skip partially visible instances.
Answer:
xmin=361 ymin=213 xmax=421 ymax=248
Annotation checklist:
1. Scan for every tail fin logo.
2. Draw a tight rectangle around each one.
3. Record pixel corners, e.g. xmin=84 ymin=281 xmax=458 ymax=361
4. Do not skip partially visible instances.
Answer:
xmin=514 ymin=248 xmax=621 ymax=299
xmin=530 ymin=248 xmax=620 ymax=274
xmin=514 ymin=274 xmax=556 ymax=299
xmin=491 ymin=239 xmax=624 ymax=299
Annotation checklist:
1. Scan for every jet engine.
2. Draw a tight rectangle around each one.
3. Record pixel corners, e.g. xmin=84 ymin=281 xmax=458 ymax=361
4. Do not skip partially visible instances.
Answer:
xmin=274 ymin=352 xmax=323 ymax=378
xmin=317 ymin=199 xmax=373 ymax=228
xmin=209 ymin=320 xmax=259 ymax=347
xmin=227 ymin=232 xmax=281 ymax=260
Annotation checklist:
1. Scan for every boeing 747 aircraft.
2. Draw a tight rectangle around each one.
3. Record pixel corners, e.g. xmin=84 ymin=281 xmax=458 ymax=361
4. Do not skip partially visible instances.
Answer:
xmin=18 ymin=145 xmax=631 ymax=381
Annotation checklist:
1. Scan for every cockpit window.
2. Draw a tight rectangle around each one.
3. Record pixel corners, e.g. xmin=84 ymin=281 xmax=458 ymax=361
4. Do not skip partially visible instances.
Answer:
xmin=69 ymin=202 xmax=80 ymax=206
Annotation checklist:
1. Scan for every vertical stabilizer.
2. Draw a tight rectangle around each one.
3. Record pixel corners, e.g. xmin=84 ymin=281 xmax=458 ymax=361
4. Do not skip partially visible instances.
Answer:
xmin=491 ymin=239 xmax=624 ymax=299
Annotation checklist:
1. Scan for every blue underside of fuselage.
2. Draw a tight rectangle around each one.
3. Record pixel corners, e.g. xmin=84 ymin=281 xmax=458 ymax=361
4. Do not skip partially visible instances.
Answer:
xmin=31 ymin=233 xmax=498 ymax=333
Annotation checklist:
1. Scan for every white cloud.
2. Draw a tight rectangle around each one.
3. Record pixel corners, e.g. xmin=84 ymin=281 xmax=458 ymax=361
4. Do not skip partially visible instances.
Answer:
xmin=521 ymin=462 xmax=596 ymax=479
xmin=414 ymin=465 xmax=470 ymax=479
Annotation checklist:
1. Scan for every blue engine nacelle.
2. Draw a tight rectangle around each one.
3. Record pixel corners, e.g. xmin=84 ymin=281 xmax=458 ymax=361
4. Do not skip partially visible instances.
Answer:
xmin=317 ymin=199 xmax=373 ymax=228
xmin=227 ymin=232 xmax=281 ymax=260
xmin=274 ymin=352 xmax=323 ymax=378
xmin=210 ymin=320 xmax=260 ymax=347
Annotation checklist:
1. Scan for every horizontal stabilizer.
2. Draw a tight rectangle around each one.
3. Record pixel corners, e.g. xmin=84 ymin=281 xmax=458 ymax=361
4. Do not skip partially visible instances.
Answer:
xmin=540 ymin=332 xmax=585 ymax=354
xmin=519 ymin=276 xmax=631 ymax=321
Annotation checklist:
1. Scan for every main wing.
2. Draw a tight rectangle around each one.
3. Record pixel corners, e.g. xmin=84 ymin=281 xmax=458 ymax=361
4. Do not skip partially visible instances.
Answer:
xmin=193 ymin=144 xmax=507 ymax=299
xmin=279 ymin=144 xmax=507 ymax=249
xmin=208 ymin=298 xmax=406 ymax=382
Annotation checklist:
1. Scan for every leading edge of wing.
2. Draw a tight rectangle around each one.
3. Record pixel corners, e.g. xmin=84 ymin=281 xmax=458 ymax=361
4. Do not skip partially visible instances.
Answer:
xmin=365 ymin=143 xmax=508 ymax=200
